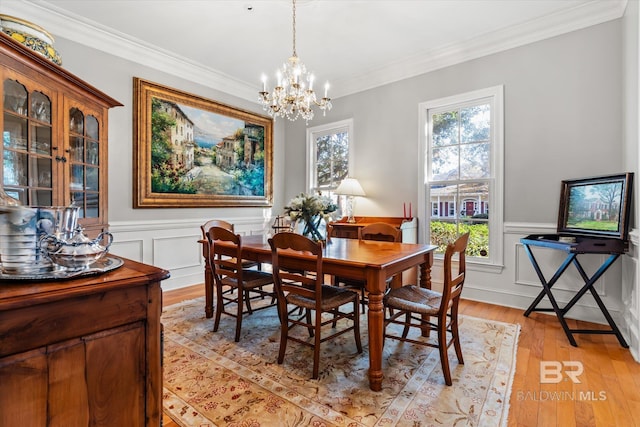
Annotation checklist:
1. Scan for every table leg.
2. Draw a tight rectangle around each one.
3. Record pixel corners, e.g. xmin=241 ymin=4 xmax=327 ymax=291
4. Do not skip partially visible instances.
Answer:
xmin=366 ymin=270 xmax=386 ymax=391
xmin=522 ymin=244 xmax=578 ymax=346
xmin=567 ymin=255 xmax=628 ymax=348
xmin=204 ymin=262 xmax=214 ymax=318
xmin=419 ymin=253 xmax=433 ymax=337
xmin=523 ymin=245 xmax=574 ymax=316
xmin=419 ymin=252 xmax=433 ymax=290
xmin=201 ymin=241 xmax=214 ymax=319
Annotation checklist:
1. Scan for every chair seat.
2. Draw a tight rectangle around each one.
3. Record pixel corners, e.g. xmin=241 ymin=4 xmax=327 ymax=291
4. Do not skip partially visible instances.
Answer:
xmin=384 ymin=285 xmax=442 ymax=315
xmin=221 ymin=270 xmax=274 ymax=290
xmin=288 ymin=284 xmax=358 ymax=311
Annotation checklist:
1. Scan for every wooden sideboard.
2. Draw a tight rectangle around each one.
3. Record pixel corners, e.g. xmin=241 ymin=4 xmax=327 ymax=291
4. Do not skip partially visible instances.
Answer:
xmin=0 ymin=258 xmax=169 ymax=426
xmin=329 ymin=216 xmax=418 ymax=242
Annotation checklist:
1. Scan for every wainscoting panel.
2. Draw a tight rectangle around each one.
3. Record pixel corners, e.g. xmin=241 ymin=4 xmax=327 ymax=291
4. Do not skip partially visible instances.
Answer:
xmin=109 ymin=239 xmax=144 ymax=262
xmin=153 ymin=234 xmax=202 ymax=270
xmin=108 ymin=217 xmax=269 ymax=291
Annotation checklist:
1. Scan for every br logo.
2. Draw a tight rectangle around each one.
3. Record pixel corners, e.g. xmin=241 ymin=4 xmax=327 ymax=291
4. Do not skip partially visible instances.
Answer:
xmin=540 ymin=361 xmax=583 ymax=384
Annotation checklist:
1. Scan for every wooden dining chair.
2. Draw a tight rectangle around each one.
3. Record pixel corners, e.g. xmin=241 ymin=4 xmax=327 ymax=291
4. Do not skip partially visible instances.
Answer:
xmin=334 ymin=222 xmax=402 ymax=313
xmin=201 ymin=219 xmax=266 ymax=310
xmin=201 ymin=219 xmax=261 ymax=270
xmin=269 ymin=232 xmax=363 ymax=379
xmin=383 ymin=232 xmax=469 ymax=386
xmin=206 ymin=227 xmax=276 ymax=342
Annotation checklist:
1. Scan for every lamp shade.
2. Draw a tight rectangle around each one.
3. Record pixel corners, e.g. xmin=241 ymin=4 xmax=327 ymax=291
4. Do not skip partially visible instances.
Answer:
xmin=335 ymin=178 xmax=365 ymax=196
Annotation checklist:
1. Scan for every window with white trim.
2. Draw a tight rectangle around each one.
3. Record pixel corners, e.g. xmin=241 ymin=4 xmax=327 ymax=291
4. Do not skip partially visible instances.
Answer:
xmin=306 ymin=119 xmax=354 ymax=196
xmin=419 ymin=86 xmax=503 ymax=267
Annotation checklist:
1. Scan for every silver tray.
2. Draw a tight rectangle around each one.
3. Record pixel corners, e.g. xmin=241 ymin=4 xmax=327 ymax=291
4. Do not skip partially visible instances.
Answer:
xmin=0 ymin=256 xmax=124 ymax=281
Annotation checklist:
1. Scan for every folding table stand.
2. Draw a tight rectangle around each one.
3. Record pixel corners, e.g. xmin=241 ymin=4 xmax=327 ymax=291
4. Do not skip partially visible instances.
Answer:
xmin=520 ymin=234 xmax=628 ymax=348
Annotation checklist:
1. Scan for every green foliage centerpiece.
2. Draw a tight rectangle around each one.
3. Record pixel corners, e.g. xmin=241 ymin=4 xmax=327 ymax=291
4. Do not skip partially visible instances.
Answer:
xmin=284 ymin=193 xmax=338 ymax=242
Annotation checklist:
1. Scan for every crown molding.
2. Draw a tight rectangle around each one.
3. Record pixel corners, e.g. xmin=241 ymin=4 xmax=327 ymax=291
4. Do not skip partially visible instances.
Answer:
xmin=334 ymin=0 xmax=628 ymax=97
xmin=1 ymin=0 xmax=627 ymax=101
xmin=1 ymin=0 xmax=258 ymax=101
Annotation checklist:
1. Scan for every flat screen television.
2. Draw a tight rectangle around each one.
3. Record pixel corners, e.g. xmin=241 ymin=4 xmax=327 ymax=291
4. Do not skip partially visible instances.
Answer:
xmin=557 ymin=172 xmax=633 ymax=240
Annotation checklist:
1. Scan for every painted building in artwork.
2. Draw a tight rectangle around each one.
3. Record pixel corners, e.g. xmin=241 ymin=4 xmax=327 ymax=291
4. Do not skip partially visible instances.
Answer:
xmin=157 ymin=100 xmax=195 ymax=169
xmin=571 ymin=197 xmax=617 ymax=222
xmin=243 ymin=124 xmax=263 ymax=167
xmin=216 ymin=135 xmax=238 ymax=169
xmin=216 ymin=124 xmax=263 ymax=170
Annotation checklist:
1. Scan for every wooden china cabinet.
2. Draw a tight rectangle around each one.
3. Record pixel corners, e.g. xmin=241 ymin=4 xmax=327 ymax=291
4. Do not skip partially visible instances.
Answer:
xmin=0 ymin=32 xmax=167 ymax=426
xmin=0 ymin=31 xmax=122 ymax=236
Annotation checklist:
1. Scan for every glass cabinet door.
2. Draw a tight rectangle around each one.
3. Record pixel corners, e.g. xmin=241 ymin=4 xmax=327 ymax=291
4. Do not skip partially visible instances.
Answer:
xmin=2 ymin=78 xmax=54 ymax=205
xmin=68 ymin=107 xmax=100 ymax=219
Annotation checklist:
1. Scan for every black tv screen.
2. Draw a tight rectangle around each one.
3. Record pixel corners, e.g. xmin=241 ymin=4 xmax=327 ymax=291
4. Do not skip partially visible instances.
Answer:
xmin=557 ymin=173 xmax=633 ymax=240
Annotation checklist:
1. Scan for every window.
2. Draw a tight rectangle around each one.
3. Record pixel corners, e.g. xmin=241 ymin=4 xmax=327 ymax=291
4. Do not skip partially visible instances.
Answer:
xmin=306 ymin=119 xmax=354 ymax=195
xmin=419 ymin=86 xmax=503 ymax=268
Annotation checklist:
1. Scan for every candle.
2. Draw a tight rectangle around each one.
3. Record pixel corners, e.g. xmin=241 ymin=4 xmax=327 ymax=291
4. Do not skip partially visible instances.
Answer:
xmin=261 ymin=74 xmax=267 ymax=92
xmin=309 ymin=74 xmax=314 ymax=91
xmin=324 ymin=82 xmax=329 ymax=98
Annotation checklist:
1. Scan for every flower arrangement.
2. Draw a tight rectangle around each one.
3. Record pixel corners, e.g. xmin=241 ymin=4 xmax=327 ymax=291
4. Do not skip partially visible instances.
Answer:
xmin=284 ymin=192 xmax=338 ymax=241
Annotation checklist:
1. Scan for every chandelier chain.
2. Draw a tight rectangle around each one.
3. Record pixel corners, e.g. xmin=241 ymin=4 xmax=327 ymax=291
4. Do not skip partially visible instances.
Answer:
xmin=292 ymin=0 xmax=297 ymax=57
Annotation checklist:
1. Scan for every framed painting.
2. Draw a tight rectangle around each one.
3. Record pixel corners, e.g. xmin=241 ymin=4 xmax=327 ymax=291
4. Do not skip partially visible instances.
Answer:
xmin=557 ymin=172 xmax=633 ymax=240
xmin=133 ymin=78 xmax=273 ymax=208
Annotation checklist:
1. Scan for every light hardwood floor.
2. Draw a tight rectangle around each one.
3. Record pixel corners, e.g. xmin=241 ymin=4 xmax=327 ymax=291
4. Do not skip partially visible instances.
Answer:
xmin=161 ymin=284 xmax=640 ymax=427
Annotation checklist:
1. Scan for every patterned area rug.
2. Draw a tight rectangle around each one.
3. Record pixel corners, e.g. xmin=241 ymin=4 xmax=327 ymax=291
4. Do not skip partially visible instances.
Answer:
xmin=162 ymin=297 xmax=519 ymax=426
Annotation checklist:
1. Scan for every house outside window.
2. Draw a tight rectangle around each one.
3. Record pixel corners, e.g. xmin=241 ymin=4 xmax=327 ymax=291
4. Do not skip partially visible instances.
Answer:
xmin=419 ymin=86 xmax=504 ymax=267
xmin=306 ymin=119 xmax=354 ymax=209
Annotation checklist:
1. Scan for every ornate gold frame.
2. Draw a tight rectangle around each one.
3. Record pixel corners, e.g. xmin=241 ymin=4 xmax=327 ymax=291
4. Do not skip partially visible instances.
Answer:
xmin=133 ymin=78 xmax=273 ymax=208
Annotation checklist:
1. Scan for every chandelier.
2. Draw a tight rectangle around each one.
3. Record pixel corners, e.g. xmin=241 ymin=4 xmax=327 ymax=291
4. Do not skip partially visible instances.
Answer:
xmin=258 ymin=0 xmax=332 ymax=122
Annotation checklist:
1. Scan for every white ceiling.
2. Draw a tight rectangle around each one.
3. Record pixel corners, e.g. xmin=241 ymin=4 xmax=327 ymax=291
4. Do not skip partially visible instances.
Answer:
xmin=0 ymin=0 xmax=628 ymax=101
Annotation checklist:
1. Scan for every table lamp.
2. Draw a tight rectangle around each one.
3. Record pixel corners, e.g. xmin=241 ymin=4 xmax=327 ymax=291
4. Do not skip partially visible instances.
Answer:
xmin=335 ymin=177 xmax=366 ymax=223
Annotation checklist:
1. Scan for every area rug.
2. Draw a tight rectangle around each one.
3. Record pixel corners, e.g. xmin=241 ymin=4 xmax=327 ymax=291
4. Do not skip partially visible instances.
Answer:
xmin=162 ymin=297 xmax=519 ymax=427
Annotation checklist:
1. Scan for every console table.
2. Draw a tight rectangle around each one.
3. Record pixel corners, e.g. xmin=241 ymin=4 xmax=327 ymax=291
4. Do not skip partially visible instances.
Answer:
xmin=520 ymin=234 xmax=628 ymax=347
xmin=329 ymin=216 xmax=417 ymax=242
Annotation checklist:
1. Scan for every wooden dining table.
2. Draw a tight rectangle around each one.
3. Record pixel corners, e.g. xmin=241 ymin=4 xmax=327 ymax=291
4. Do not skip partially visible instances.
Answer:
xmin=200 ymin=234 xmax=437 ymax=391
